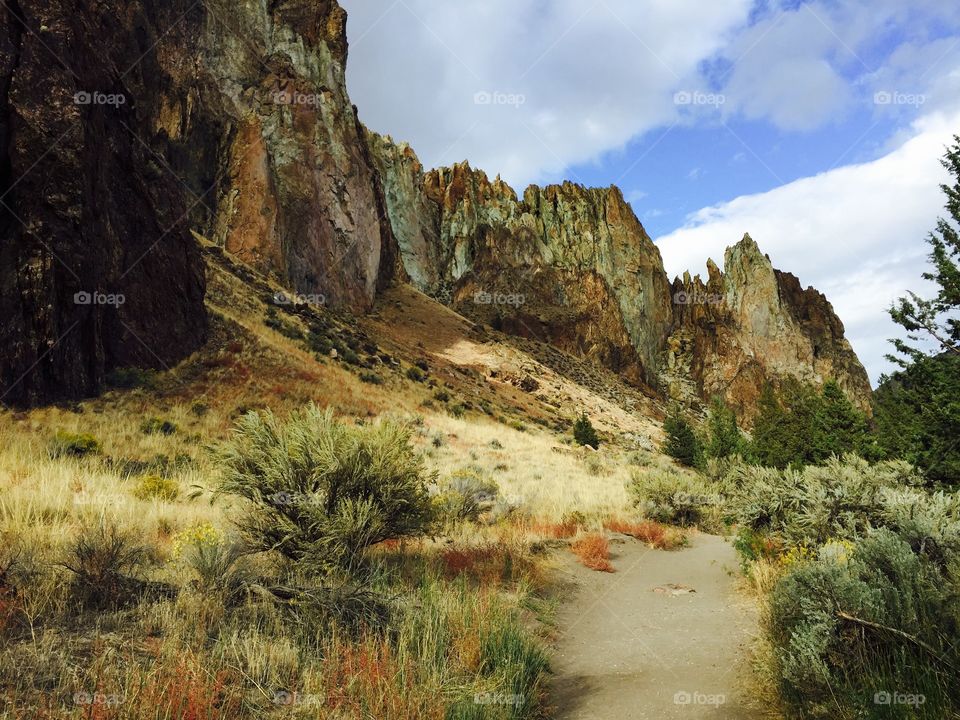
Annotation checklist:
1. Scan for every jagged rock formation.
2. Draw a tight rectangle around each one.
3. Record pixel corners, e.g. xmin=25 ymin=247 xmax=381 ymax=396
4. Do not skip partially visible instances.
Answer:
xmin=367 ymin=135 xmax=872 ymax=416
xmin=0 ymin=0 xmax=396 ymax=405
xmin=367 ymin=135 xmax=674 ymax=388
xmin=666 ymin=235 xmax=872 ymax=418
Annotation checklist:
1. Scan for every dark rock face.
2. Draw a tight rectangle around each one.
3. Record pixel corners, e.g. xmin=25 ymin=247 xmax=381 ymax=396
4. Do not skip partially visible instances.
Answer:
xmin=0 ymin=0 xmax=396 ymax=406
xmin=0 ymin=0 xmax=208 ymax=406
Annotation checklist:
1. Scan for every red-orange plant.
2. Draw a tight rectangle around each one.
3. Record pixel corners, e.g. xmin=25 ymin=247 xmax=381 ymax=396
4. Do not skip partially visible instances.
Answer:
xmin=603 ymin=518 xmax=684 ymax=550
xmin=570 ymin=533 xmax=614 ymax=572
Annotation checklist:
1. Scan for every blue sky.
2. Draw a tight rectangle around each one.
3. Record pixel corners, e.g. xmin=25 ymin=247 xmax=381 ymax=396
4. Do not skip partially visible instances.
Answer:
xmin=341 ymin=0 xmax=960 ymax=384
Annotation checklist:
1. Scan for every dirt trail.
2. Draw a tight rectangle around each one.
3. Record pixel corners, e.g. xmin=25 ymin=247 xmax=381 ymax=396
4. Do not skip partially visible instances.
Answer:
xmin=550 ymin=533 xmax=770 ymax=719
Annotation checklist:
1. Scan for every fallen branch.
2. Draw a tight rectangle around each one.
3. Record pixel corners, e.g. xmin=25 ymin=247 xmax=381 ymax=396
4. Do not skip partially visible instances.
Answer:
xmin=836 ymin=611 xmax=958 ymax=672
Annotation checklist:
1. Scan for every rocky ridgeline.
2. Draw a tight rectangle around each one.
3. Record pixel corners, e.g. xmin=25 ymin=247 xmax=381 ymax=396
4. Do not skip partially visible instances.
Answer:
xmin=0 ymin=0 xmax=871 ymax=417
xmin=368 ymin=135 xmax=872 ymax=417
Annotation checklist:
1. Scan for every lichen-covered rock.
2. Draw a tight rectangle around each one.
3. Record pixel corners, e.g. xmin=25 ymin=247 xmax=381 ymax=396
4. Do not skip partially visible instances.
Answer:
xmin=369 ymin=133 xmax=871 ymax=416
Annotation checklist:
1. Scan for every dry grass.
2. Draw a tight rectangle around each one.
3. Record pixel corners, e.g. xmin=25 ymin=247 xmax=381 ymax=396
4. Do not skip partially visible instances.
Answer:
xmin=603 ymin=518 xmax=687 ymax=550
xmin=0 ymin=249 xmax=694 ymax=718
xmin=420 ymin=414 xmax=634 ymax=523
xmin=570 ymin=533 xmax=615 ymax=573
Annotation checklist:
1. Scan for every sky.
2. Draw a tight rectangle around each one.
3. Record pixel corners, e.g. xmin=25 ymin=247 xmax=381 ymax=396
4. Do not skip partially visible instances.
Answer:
xmin=340 ymin=0 xmax=960 ymax=385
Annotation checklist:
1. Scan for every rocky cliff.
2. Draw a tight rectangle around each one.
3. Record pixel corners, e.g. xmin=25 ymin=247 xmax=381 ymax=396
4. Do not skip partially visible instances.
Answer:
xmin=0 ymin=0 xmax=396 ymax=405
xmin=665 ymin=235 xmax=872 ymax=418
xmin=0 ymin=0 xmax=871 ymax=416
xmin=367 ymin=135 xmax=872 ymax=416
xmin=367 ymin=134 xmax=674 ymax=389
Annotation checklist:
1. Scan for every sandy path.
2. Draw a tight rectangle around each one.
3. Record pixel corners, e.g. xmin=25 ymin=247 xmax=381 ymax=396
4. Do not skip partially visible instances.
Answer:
xmin=549 ymin=533 xmax=769 ymax=720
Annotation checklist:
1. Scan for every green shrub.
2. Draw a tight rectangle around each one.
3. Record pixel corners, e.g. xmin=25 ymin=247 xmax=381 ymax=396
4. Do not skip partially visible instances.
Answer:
xmin=307 ymin=330 xmax=333 ymax=355
xmin=49 ymin=431 xmax=102 ymax=458
xmin=573 ymin=413 xmax=600 ymax=449
xmin=768 ymin=529 xmax=960 ymax=719
xmin=264 ymin=308 xmax=304 ymax=340
xmin=629 ymin=470 xmax=714 ymax=526
xmin=132 ymin=475 xmax=179 ymax=502
xmin=704 ymin=397 xmax=744 ymax=459
xmin=723 ymin=455 xmax=937 ymax=547
xmin=434 ymin=469 xmax=499 ymax=527
xmin=359 ymin=371 xmax=384 ymax=385
xmin=216 ymin=405 xmax=436 ymax=574
xmin=406 ymin=366 xmax=426 ymax=382
xmin=139 ymin=417 xmax=177 ymax=435
xmin=104 ymin=366 xmax=156 ymax=390
xmin=339 ymin=346 xmax=361 ymax=365
xmin=662 ymin=406 xmax=702 ymax=468
xmin=448 ymin=403 xmax=467 ymax=419
xmin=433 ymin=389 xmax=450 ymax=402
xmin=180 ymin=538 xmax=252 ymax=603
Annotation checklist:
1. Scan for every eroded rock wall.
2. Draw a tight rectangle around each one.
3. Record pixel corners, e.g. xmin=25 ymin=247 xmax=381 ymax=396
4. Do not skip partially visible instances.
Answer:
xmin=368 ymin=135 xmax=872 ymax=415
xmin=367 ymin=135 xmax=674 ymax=387
xmin=0 ymin=0 xmax=396 ymax=405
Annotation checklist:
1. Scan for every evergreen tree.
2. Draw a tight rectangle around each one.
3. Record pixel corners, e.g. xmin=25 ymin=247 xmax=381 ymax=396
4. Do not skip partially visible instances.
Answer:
xmin=814 ymin=380 xmax=870 ymax=459
xmin=662 ymin=405 xmax=703 ymax=468
xmin=889 ymin=135 xmax=960 ymax=361
xmin=573 ymin=413 xmax=600 ymax=449
xmin=881 ymin=137 xmax=960 ymax=485
xmin=750 ymin=383 xmax=788 ymax=467
xmin=705 ymin=396 xmax=744 ymax=459
xmin=750 ymin=381 xmax=821 ymax=468
xmin=873 ymin=353 xmax=960 ymax=484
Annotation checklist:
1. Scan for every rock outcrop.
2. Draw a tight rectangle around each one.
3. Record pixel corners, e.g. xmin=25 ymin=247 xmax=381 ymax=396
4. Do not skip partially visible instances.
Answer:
xmin=666 ymin=235 xmax=872 ymax=417
xmin=0 ymin=0 xmax=871 ymax=416
xmin=367 ymin=135 xmax=674 ymax=388
xmin=367 ymin=136 xmax=872 ymax=416
xmin=0 ymin=0 xmax=396 ymax=405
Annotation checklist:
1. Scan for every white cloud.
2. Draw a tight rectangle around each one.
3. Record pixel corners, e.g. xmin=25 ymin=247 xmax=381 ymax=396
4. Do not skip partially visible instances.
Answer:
xmin=341 ymin=0 xmax=752 ymax=187
xmin=654 ymin=110 xmax=960 ymax=385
